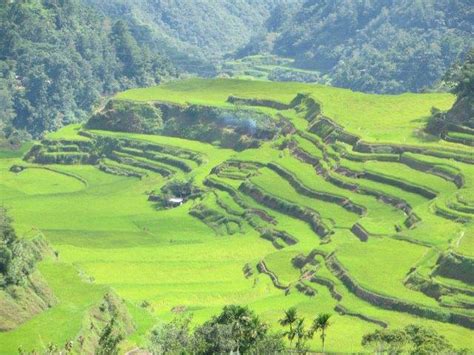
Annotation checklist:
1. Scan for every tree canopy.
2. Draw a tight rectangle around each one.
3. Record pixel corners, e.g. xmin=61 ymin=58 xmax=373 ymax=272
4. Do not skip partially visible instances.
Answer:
xmin=272 ymin=0 xmax=473 ymax=93
xmin=0 ymin=0 xmax=175 ymax=140
xmin=148 ymin=305 xmax=284 ymax=354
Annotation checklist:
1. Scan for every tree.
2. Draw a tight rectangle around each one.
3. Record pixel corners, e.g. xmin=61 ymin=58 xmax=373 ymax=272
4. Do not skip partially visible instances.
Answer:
xmin=361 ymin=328 xmax=408 ymax=354
xmin=279 ymin=307 xmax=316 ymax=352
xmin=311 ymin=313 xmax=331 ymax=353
xmin=149 ymin=315 xmax=193 ymax=354
xmin=426 ymin=48 xmax=474 ymax=135
xmin=0 ymin=0 xmax=175 ymax=139
xmin=110 ymin=20 xmax=145 ymax=83
xmin=293 ymin=317 xmax=309 ymax=351
xmin=150 ymin=305 xmax=283 ymax=354
xmin=273 ymin=0 xmax=472 ymax=93
xmin=199 ymin=305 xmax=269 ymax=353
xmin=279 ymin=307 xmax=298 ymax=346
xmin=0 ymin=76 xmax=15 ymax=136
xmin=362 ymin=324 xmax=455 ymax=355
xmin=0 ymin=208 xmax=38 ymax=287
xmin=97 ymin=317 xmax=123 ymax=355
xmin=404 ymin=324 xmax=454 ymax=355
xmin=192 ymin=305 xmax=283 ymax=354
xmin=452 ymin=49 xmax=474 ymax=98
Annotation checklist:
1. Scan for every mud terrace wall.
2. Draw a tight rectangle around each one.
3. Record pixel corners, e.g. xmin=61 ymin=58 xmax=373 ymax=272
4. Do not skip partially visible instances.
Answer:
xmin=436 ymin=252 xmax=474 ymax=285
xmin=257 ymin=261 xmax=288 ymax=290
xmin=227 ymin=95 xmax=290 ymax=110
xmin=400 ymin=154 xmax=464 ymax=188
xmin=354 ymin=141 xmax=474 ymax=164
xmin=267 ymin=162 xmax=366 ymax=215
xmin=334 ymin=304 xmax=388 ymax=327
xmin=327 ymin=254 xmax=474 ymax=329
xmin=350 ymin=223 xmax=369 ymax=241
xmin=239 ymin=181 xmax=330 ymax=238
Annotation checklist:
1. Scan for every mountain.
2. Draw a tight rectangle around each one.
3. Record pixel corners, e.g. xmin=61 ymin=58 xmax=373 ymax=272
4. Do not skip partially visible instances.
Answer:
xmin=272 ymin=0 xmax=473 ymax=93
xmin=83 ymin=0 xmax=286 ymax=75
xmin=1 ymin=0 xmax=473 ymax=140
xmin=0 ymin=0 xmax=176 ymax=139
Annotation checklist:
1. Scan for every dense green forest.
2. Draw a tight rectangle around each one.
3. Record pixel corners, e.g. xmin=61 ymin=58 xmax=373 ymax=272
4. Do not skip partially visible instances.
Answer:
xmin=83 ymin=0 xmax=284 ymax=75
xmin=0 ymin=0 xmax=175 ymax=141
xmin=270 ymin=0 xmax=474 ymax=93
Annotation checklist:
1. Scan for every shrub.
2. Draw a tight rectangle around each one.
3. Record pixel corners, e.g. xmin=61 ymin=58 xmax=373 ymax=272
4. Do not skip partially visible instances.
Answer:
xmin=148 ymin=305 xmax=284 ymax=354
xmin=0 ymin=208 xmax=40 ymax=287
xmin=87 ymin=100 xmax=163 ymax=134
xmin=362 ymin=324 xmax=455 ymax=354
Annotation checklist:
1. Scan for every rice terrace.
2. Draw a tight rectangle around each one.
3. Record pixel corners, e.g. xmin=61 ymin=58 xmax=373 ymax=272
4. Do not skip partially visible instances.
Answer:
xmin=0 ymin=76 xmax=473 ymax=353
xmin=1 ymin=1 xmax=474 ymax=354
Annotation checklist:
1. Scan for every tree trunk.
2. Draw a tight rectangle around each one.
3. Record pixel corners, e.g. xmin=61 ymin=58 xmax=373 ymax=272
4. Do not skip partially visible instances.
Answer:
xmin=321 ymin=331 xmax=326 ymax=353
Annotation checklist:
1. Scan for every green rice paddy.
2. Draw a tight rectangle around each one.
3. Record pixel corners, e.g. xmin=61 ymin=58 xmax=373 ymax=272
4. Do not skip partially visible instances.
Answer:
xmin=0 ymin=78 xmax=473 ymax=353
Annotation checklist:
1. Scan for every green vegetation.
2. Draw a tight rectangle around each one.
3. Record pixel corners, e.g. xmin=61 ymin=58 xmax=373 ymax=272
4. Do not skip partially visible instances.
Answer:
xmin=2 ymin=0 xmax=472 ymax=143
xmin=0 ymin=76 xmax=473 ymax=353
xmin=362 ymin=324 xmax=458 ymax=354
xmin=427 ymin=49 xmax=474 ymax=147
xmin=117 ymin=78 xmax=457 ymax=145
xmin=270 ymin=0 xmax=473 ymax=93
xmin=84 ymin=0 xmax=282 ymax=76
xmin=0 ymin=208 xmax=57 ymax=332
xmin=85 ymin=0 xmax=473 ymax=94
xmin=0 ymin=0 xmax=175 ymax=140
xmin=88 ymin=100 xmax=163 ymax=135
xmin=149 ymin=305 xmax=283 ymax=354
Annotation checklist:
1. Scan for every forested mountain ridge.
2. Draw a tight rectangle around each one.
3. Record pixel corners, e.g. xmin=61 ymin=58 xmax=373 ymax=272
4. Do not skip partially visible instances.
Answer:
xmin=1 ymin=0 xmax=472 ymax=141
xmin=83 ymin=0 xmax=288 ymax=75
xmin=0 ymin=0 xmax=176 ymax=140
xmin=271 ymin=0 xmax=474 ymax=93
xmin=83 ymin=0 xmax=474 ymax=94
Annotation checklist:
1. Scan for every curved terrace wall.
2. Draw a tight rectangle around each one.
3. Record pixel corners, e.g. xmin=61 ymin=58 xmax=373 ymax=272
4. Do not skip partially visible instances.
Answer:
xmin=326 ymin=254 xmax=474 ymax=329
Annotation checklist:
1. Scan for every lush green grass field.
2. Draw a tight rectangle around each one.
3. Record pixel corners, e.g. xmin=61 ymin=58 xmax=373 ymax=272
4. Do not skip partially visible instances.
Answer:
xmin=117 ymin=78 xmax=455 ymax=143
xmin=1 ymin=78 xmax=473 ymax=353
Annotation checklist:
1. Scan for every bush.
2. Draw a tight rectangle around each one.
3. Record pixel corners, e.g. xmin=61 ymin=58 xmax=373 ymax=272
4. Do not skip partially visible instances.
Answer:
xmin=160 ymin=178 xmax=201 ymax=200
xmin=149 ymin=316 xmax=193 ymax=354
xmin=362 ymin=324 xmax=455 ymax=354
xmin=0 ymin=208 xmax=40 ymax=287
xmin=148 ymin=305 xmax=284 ymax=354
xmin=87 ymin=100 xmax=163 ymax=134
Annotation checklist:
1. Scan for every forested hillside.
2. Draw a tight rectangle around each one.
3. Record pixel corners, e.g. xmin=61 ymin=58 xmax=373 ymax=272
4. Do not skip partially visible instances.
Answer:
xmin=1 ymin=0 xmax=472 ymax=139
xmin=0 ymin=0 xmax=175 ymax=140
xmin=84 ymin=0 xmax=285 ymax=75
xmin=84 ymin=0 xmax=473 ymax=94
xmin=272 ymin=0 xmax=473 ymax=93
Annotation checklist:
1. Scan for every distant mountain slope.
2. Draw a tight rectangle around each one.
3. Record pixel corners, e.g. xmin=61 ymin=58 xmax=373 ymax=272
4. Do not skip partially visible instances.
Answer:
xmin=1 ymin=0 xmax=472 ymax=140
xmin=84 ymin=0 xmax=286 ymax=75
xmin=273 ymin=0 xmax=473 ymax=93
xmin=0 ymin=0 xmax=176 ymax=138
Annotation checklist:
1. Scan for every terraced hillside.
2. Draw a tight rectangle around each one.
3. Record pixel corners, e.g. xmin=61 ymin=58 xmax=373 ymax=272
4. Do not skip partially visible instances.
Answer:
xmin=0 ymin=79 xmax=473 ymax=353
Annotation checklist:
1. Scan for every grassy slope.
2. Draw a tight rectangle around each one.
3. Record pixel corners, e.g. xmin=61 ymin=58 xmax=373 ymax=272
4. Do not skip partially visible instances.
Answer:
xmin=0 ymin=78 xmax=473 ymax=353
xmin=117 ymin=78 xmax=455 ymax=143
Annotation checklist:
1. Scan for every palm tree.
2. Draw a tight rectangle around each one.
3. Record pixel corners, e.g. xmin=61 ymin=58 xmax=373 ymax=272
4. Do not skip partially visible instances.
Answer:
xmin=312 ymin=313 xmax=331 ymax=353
xmin=279 ymin=307 xmax=298 ymax=346
xmin=294 ymin=318 xmax=307 ymax=351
